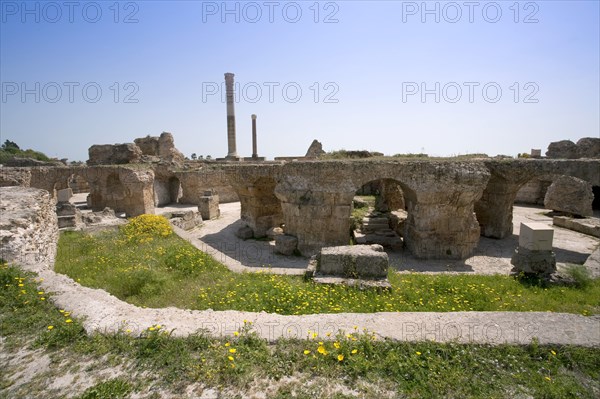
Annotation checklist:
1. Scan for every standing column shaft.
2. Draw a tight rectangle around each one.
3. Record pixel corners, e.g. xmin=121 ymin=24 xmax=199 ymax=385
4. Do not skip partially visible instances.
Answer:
xmin=225 ymin=73 xmax=237 ymax=157
xmin=251 ymin=114 xmax=257 ymax=158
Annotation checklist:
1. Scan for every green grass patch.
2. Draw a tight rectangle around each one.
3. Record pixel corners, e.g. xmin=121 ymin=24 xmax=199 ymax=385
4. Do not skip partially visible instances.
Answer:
xmin=53 ymin=229 xmax=600 ymax=316
xmin=1 ymin=262 xmax=599 ymax=398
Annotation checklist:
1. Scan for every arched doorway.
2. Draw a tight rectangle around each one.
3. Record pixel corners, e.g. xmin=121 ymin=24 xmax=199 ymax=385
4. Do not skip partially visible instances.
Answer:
xmin=353 ymin=178 xmax=411 ymax=249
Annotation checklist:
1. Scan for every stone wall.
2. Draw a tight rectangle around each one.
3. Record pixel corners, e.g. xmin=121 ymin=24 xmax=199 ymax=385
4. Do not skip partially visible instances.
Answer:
xmin=0 ymin=167 xmax=32 ymax=187
xmin=89 ymin=132 xmax=184 ymax=166
xmin=88 ymin=143 xmax=142 ymax=165
xmin=134 ymin=132 xmax=185 ymax=164
xmin=177 ymin=168 xmax=239 ymax=205
xmin=86 ymin=166 xmax=155 ymax=217
xmin=0 ymin=187 xmax=58 ymax=268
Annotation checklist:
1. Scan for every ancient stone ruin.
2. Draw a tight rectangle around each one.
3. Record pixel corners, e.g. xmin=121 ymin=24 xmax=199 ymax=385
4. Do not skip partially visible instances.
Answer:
xmin=307 ymin=244 xmax=391 ymax=289
xmin=1 ymin=132 xmax=599 ymax=263
xmin=88 ymin=132 xmax=184 ymax=166
xmin=545 ymin=137 xmax=600 ymax=159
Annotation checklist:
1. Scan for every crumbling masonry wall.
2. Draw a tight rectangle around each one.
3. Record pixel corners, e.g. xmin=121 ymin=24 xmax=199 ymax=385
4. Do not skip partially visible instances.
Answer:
xmin=0 ymin=187 xmax=58 ymax=268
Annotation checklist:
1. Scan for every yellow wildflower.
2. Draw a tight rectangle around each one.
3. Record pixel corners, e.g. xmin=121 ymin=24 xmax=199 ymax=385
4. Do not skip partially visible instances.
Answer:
xmin=47 ymin=326 xmax=54 ymax=330
xmin=303 ymin=350 xmax=311 ymax=355
xmin=337 ymin=354 xmax=344 ymax=362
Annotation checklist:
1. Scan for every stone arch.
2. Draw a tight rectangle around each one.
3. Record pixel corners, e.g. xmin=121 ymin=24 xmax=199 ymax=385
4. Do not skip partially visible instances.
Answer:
xmin=352 ymin=176 xmax=420 ymax=251
xmin=168 ymin=176 xmax=182 ymax=204
xmin=236 ymin=175 xmax=283 ymax=238
xmin=352 ymin=178 xmax=410 ymax=250
xmin=153 ymin=175 xmax=182 ymax=207
xmin=477 ymin=159 xmax=600 ymax=238
xmin=68 ymin=173 xmax=90 ymax=194
xmin=275 ymin=161 xmax=488 ymax=259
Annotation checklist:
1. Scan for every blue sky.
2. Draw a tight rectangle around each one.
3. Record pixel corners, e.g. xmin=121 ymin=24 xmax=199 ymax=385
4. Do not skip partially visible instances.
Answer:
xmin=1 ymin=0 xmax=599 ymax=161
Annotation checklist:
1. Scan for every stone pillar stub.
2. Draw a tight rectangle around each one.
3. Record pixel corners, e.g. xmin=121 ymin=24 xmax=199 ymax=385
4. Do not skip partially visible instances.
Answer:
xmin=199 ymin=190 xmax=220 ymax=220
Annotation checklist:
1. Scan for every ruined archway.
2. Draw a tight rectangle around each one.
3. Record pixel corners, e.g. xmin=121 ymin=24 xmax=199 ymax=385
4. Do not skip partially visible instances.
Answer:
xmin=168 ymin=176 xmax=182 ymax=204
xmin=352 ymin=178 xmax=408 ymax=249
xmin=593 ymin=186 xmax=600 ymax=211
xmin=237 ymin=175 xmax=283 ymax=238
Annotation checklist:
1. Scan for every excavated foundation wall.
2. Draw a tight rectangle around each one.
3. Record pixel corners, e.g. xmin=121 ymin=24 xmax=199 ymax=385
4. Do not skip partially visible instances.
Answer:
xmin=0 ymin=187 xmax=58 ymax=268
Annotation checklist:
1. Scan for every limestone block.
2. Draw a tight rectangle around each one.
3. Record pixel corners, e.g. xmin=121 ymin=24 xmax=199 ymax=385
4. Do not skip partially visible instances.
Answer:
xmin=57 ymin=188 xmax=73 ymax=203
xmin=519 ymin=223 xmax=554 ymax=251
xmin=317 ymin=244 xmax=388 ymax=279
xmin=199 ymin=193 xmax=220 ymax=220
xmin=275 ymin=234 xmax=298 ymax=256
xmin=544 ymin=176 xmax=593 ymax=217
xmin=511 ymin=247 xmax=556 ymax=276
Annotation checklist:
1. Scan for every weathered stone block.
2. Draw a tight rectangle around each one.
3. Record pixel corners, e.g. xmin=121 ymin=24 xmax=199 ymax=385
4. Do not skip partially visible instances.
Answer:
xmin=317 ymin=245 xmax=388 ymax=279
xmin=544 ymin=176 xmax=593 ymax=217
xmin=57 ymin=188 xmax=73 ymax=203
xmin=88 ymin=143 xmax=142 ymax=165
xmin=275 ymin=234 xmax=298 ymax=256
xmin=199 ymin=192 xmax=220 ymax=220
xmin=519 ymin=223 xmax=554 ymax=251
xmin=553 ymin=216 xmax=600 ymax=238
xmin=511 ymin=247 xmax=556 ymax=276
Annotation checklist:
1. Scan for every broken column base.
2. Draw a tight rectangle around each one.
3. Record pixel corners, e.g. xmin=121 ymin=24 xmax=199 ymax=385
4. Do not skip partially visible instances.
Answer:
xmin=510 ymin=246 xmax=557 ymax=276
xmin=306 ymin=244 xmax=391 ymax=290
xmin=199 ymin=190 xmax=220 ymax=220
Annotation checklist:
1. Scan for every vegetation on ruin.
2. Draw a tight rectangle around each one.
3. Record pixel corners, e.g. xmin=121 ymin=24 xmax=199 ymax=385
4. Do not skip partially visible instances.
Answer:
xmin=0 ymin=139 xmax=52 ymax=164
xmin=320 ymin=150 xmax=493 ymax=161
xmin=2 ymin=262 xmax=600 ymax=398
xmin=54 ymin=218 xmax=600 ymax=316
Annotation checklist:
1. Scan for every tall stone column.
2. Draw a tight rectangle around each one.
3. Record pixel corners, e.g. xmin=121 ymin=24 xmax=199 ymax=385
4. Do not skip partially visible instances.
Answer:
xmin=251 ymin=114 xmax=258 ymax=158
xmin=224 ymin=72 xmax=238 ymax=158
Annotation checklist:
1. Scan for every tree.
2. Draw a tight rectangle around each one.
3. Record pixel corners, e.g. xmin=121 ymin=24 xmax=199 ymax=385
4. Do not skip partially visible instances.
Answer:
xmin=2 ymin=140 xmax=20 ymax=151
xmin=191 ymin=153 xmax=197 ymax=160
